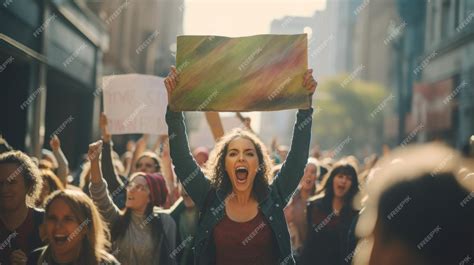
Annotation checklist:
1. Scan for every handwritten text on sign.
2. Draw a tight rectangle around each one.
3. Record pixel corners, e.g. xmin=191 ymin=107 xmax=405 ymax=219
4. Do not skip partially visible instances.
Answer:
xmin=102 ymin=74 xmax=168 ymax=135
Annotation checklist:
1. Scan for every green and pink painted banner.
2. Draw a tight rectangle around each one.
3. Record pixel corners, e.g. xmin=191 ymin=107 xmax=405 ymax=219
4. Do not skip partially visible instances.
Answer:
xmin=171 ymin=34 xmax=309 ymax=112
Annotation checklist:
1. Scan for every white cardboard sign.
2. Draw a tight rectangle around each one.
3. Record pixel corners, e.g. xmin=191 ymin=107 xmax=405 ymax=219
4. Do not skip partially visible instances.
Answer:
xmin=102 ymin=74 xmax=168 ymax=135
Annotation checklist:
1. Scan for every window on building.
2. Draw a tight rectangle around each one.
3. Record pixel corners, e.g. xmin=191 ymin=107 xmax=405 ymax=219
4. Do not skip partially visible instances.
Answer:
xmin=454 ymin=0 xmax=461 ymax=29
xmin=466 ymin=0 xmax=474 ymax=15
xmin=430 ymin=3 xmax=437 ymax=43
xmin=441 ymin=0 xmax=452 ymax=38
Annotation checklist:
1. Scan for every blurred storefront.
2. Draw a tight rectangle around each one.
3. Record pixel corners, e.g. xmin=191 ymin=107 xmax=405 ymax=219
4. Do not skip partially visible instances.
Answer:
xmin=388 ymin=0 xmax=473 ymax=150
xmin=0 ymin=0 xmax=108 ymax=165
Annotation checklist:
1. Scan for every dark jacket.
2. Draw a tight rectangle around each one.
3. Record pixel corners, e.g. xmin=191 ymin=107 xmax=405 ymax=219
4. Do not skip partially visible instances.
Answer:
xmin=169 ymin=198 xmax=197 ymax=265
xmin=0 ymin=208 xmax=44 ymax=265
xmin=102 ymin=140 xmax=127 ymax=209
xmin=301 ymin=198 xmax=359 ymax=265
xmin=166 ymin=107 xmax=313 ymax=265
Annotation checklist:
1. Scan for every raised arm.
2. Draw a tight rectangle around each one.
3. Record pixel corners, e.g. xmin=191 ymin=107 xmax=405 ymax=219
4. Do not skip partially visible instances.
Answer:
xmin=165 ymin=66 xmax=211 ymax=211
xmin=50 ymin=135 xmax=69 ymax=186
xmin=88 ymin=140 xmax=121 ymax=224
xmin=127 ymin=134 xmax=149 ymax=176
xmin=156 ymin=136 xmax=179 ymax=205
xmin=100 ymin=113 xmax=124 ymax=192
xmin=272 ymin=69 xmax=317 ymax=202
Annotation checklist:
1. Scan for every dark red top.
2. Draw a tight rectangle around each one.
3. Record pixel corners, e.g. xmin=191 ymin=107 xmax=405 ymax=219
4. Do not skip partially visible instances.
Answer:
xmin=213 ymin=210 xmax=278 ymax=265
xmin=0 ymin=209 xmax=36 ymax=264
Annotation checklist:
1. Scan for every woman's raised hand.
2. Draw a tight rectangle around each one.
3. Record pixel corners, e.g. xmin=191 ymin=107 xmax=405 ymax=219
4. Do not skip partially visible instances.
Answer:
xmin=88 ymin=140 xmax=103 ymax=163
xmin=100 ymin=112 xmax=111 ymax=143
xmin=303 ymin=69 xmax=317 ymax=97
xmin=164 ymin=66 xmax=179 ymax=104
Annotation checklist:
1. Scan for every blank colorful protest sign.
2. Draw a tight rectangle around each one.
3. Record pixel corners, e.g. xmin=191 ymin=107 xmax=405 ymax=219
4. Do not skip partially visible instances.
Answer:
xmin=172 ymin=34 xmax=309 ymax=112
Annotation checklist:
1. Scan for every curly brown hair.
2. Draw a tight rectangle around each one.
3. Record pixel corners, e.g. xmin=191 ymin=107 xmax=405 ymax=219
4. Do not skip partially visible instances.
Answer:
xmin=204 ymin=128 xmax=274 ymax=201
xmin=0 ymin=150 xmax=43 ymax=207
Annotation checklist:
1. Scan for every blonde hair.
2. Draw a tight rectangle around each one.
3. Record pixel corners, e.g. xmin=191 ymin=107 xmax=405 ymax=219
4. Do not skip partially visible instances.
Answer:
xmin=44 ymin=190 xmax=113 ymax=264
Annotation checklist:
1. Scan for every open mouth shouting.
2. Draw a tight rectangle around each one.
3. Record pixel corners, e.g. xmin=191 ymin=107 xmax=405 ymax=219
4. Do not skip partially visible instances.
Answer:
xmin=53 ymin=234 xmax=70 ymax=246
xmin=235 ymin=166 xmax=249 ymax=184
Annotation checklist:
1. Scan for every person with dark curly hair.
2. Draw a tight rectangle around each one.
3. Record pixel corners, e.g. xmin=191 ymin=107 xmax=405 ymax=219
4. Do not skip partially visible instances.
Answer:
xmin=0 ymin=151 xmax=44 ymax=265
xmin=164 ymin=65 xmax=317 ymax=265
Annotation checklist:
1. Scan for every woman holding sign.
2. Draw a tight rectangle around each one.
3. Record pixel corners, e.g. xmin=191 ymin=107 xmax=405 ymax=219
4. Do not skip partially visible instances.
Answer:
xmin=164 ymin=66 xmax=317 ymax=265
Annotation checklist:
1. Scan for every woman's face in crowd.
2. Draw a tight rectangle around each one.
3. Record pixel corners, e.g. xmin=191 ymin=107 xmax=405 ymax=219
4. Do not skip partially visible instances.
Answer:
xmin=46 ymin=198 xmax=85 ymax=263
xmin=126 ymin=175 xmax=150 ymax=211
xmin=301 ymin=163 xmax=317 ymax=191
xmin=0 ymin=163 xmax=29 ymax=212
xmin=136 ymin=156 xmax=157 ymax=174
xmin=225 ymin=137 xmax=260 ymax=194
xmin=332 ymin=173 xmax=352 ymax=198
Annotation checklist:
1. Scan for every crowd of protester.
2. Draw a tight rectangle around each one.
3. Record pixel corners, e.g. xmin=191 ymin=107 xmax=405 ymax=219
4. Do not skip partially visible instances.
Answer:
xmin=1 ymin=66 xmax=473 ymax=265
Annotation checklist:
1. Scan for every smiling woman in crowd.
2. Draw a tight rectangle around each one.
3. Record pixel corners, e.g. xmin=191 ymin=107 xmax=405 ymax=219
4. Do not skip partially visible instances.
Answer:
xmin=28 ymin=190 xmax=119 ymax=265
